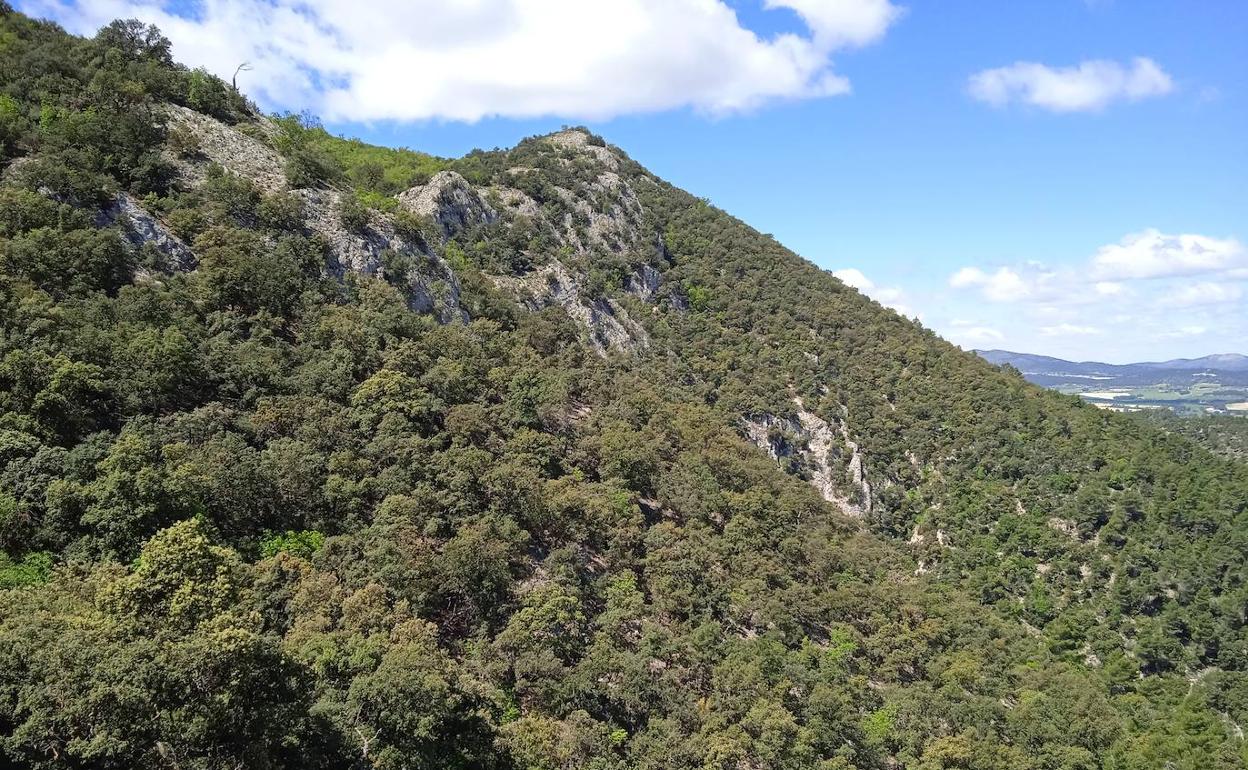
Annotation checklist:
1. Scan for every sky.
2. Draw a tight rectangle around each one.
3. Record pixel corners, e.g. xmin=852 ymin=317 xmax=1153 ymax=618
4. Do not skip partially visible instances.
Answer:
xmin=23 ymin=0 xmax=1248 ymax=363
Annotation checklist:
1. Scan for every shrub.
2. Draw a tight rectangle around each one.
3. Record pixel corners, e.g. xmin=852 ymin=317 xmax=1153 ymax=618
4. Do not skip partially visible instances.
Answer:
xmin=337 ymin=194 xmax=370 ymax=233
xmin=166 ymin=123 xmax=201 ymax=157
xmin=257 ymin=191 xmax=305 ymax=231
xmin=259 ymin=529 xmax=325 ymax=559
xmin=393 ymin=208 xmax=438 ymax=246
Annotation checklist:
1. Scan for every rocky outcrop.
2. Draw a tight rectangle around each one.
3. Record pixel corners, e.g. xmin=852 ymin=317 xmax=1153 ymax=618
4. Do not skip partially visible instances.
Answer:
xmin=297 ymin=188 xmax=465 ymax=323
xmin=97 ymin=193 xmax=195 ymax=271
xmin=161 ymin=105 xmax=471 ymax=322
xmin=397 ymin=171 xmax=497 ymax=239
xmin=742 ymin=397 xmax=873 ymax=517
xmin=493 ymin=261 xmax=649 ymax=355
xmin=625 ymin=264 xmax=662 ymax=302
xmin=164 ymin=104 xmax=286 ymax=192
xmin=152 ymin=112 xmax=655 ymax=336
xmin=546 ymin=129 xmax=620 ymax=170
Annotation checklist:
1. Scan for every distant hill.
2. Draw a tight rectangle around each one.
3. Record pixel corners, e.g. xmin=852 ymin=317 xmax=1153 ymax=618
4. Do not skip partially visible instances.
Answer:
xmin=976 ymin=349 xmax=1248 ymax=386
xmin=1146 ymin=353 xmax=1248 ymax=371
xmin=976 ymin=349 xmax=1248 ymax=414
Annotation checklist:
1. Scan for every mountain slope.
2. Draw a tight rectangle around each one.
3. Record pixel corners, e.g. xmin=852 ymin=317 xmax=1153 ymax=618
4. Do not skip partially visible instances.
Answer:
xmin=1 ymin=10 xmax=1246 ymax=770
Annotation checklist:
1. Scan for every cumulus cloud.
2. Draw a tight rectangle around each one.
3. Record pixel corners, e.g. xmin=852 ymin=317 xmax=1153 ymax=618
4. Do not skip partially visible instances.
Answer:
xmin=945 ymin=321 xmax=1005 ymax=346
xmin=835 ymin=267 xmax=913 ymax=316
xmin=948 ymin=266 xmax=1035 ymax=302
xmin=1091 ymin=229 xmax=1246 ymax=280
xmin=944 ymin=226 xmax=1245 ymax=359
xmin=1163 ymin=282 xmax=1243 ymax=307
xmin=968 ymin=57 xmax=1173 ymax=112
xmin=29 ymin=0 xmax=902 ymax=122
xmin=833 ymin=268 xmax=874 ymax=291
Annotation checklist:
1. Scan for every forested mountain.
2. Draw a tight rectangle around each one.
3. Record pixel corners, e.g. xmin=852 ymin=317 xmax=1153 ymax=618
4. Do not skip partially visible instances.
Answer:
xmin=1 ymin=8 xmax=1246 ymax=769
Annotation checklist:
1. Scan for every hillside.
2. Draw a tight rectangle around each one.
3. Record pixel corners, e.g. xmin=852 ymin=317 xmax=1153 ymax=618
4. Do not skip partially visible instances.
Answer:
xmin=1 ymin=9 xmax=1247 ymax=770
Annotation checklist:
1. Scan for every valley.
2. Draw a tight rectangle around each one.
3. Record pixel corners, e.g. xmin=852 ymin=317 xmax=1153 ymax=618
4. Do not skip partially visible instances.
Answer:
xmin=977 ymin=349 xmax=1248 ymax=414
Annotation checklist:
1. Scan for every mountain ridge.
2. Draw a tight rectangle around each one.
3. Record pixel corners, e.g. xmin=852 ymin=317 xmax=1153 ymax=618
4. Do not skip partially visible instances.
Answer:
xmin=978 ymin=349 xmax=1248 ymax=372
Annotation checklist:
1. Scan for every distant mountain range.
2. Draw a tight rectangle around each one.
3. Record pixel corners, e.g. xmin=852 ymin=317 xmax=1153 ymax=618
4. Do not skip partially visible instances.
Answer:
xmin=975 ymin=349 xmax=1248 ymax=388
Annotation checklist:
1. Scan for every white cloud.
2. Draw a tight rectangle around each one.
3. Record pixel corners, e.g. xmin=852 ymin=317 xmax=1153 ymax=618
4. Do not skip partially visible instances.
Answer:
xmin=1091 ymin=229 xmax=1246 ymax=280
xmin=835 ymin=267 xmax=914 ymax=316
xmin=833 ymin=268 xmax=874 ymax=291
xmin=1163 ymin=282 xmax=1243 ymax=307
xmin=769 ymin=0 xmax=902 ymax=48
xmin=1040 ymin=323 xmax=1101 ymax=337
xmin=968 ymin=57 xmax=1173 ymax=112
xmin=940 ymin=225 xmax=1246 ymax=361
xmin=31 ymin=0 xmax=902 ymax=122
xmin=1161 ymin=325 xmax=1208 ymax=339
xmin=948 ymin=266 xmax=1034 ymax=302
xmin=946 ymin=323 xmax=1005 ymax=345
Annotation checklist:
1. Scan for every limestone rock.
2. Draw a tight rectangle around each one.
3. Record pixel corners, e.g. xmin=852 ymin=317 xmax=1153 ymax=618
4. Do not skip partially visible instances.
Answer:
xmin=164 ymin=104 xmax=287 ymax=192
xmin=97 ymin=193 xmax=195 ymax=271
xmin=397 ymin=171 xmax=497 ymax=239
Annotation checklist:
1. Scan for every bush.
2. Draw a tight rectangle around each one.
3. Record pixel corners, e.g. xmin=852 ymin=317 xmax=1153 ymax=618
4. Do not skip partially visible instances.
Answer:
xmin=337 ymin=194 xmax=370 ymax=233
xmin=257 ymin=191 xmax=305 ymax=231
xmin=182 ymin=67 xmax=238 ymax=121
xmin=284 ymin=146 xmax=339 ymax=189
xmin=0 ymin=552 xmax=52 ymax=588
xmin=166 ymin=123 xmax=201 ymax=157
xmin=259 ymin=529 xmax=325 ymax=559
xmin=392 ymin=208 xmax=437 ymax=246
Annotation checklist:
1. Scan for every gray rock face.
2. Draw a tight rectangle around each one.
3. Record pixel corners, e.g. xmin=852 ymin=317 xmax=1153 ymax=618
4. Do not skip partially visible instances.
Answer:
xmin=473 ymin=131 xmax=667 ymax=355
xmin=153 ymin=113 xmax=661 ymax=337
xmin=297 ymin=188 xmax=465 ymax=324
xmin=625 ymin=264 xmax=662 ymax=302
xmin=97 ymin=193 xmax=195 ymax=271
xmin=164 ymin=104 xmax=287 ymax=192
xmin=159 ymin=106 xmax=466 ymax=323
xmin=397 ymin=171 xmax=497 ymax=239
xmin=742 ymin=397 xmax=873 ymax=517
xmin=493 ymin=261 xmax=649 ymax=355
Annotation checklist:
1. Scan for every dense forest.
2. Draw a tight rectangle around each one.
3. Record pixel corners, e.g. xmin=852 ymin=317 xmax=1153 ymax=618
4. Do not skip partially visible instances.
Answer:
xmin=0 ymin=7 xmax=1245 ymax=769
xmin=1135 ymin=411 xmax=1248 ymax=464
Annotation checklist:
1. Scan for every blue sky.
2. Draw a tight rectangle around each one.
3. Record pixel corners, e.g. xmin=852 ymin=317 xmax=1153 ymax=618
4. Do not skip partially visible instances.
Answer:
xmin=27 ymin=0 xmax=1247 ymax=362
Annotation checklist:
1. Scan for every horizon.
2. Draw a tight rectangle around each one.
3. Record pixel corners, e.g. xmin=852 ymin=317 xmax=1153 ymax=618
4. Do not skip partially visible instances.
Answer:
xmin=22 ymin=0 xmax=1247 ymax=362
xmin=975 ymin=348 xmax=1248 ymax=367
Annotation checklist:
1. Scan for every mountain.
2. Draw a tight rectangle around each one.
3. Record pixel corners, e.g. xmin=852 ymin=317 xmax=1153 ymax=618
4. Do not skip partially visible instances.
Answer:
xmin=978 ymin=349 xmax=1248 ymax=375
xmin=2 ymin=10 xmax=1247 ymax=769
xmin=977 ymin=348 xmax=1248 ymax=389
xmin=1148 ymin=353 xmax=1248 ymax=372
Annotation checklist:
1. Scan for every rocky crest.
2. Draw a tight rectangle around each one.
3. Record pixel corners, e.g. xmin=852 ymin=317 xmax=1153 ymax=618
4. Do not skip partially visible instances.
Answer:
xmin=492 ymin=261 xmax=650 ymax=355
xmin=91 ymin=106 xmax=467 ymax=322
xmin=297 ymin=187 xmax=465 ymax=323
xmin=397 ymin=171 xmax=497 ymax=239
xmin=164 ymin=104 xmax=287 ymax=192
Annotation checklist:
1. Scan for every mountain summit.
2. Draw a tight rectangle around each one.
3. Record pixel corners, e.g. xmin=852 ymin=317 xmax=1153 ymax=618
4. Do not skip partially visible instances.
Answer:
xmin=1 ymin=10 xmax=1246 ymax=769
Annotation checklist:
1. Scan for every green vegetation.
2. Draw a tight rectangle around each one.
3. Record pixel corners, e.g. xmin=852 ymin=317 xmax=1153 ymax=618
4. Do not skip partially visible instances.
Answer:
xmin=1135 ymin=411 xmax=1248 ymax=463
xmin=0 ymin=7 xmax=1245 ymax=769
xmin=272 ymin=112 xmax=449 ymax=195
